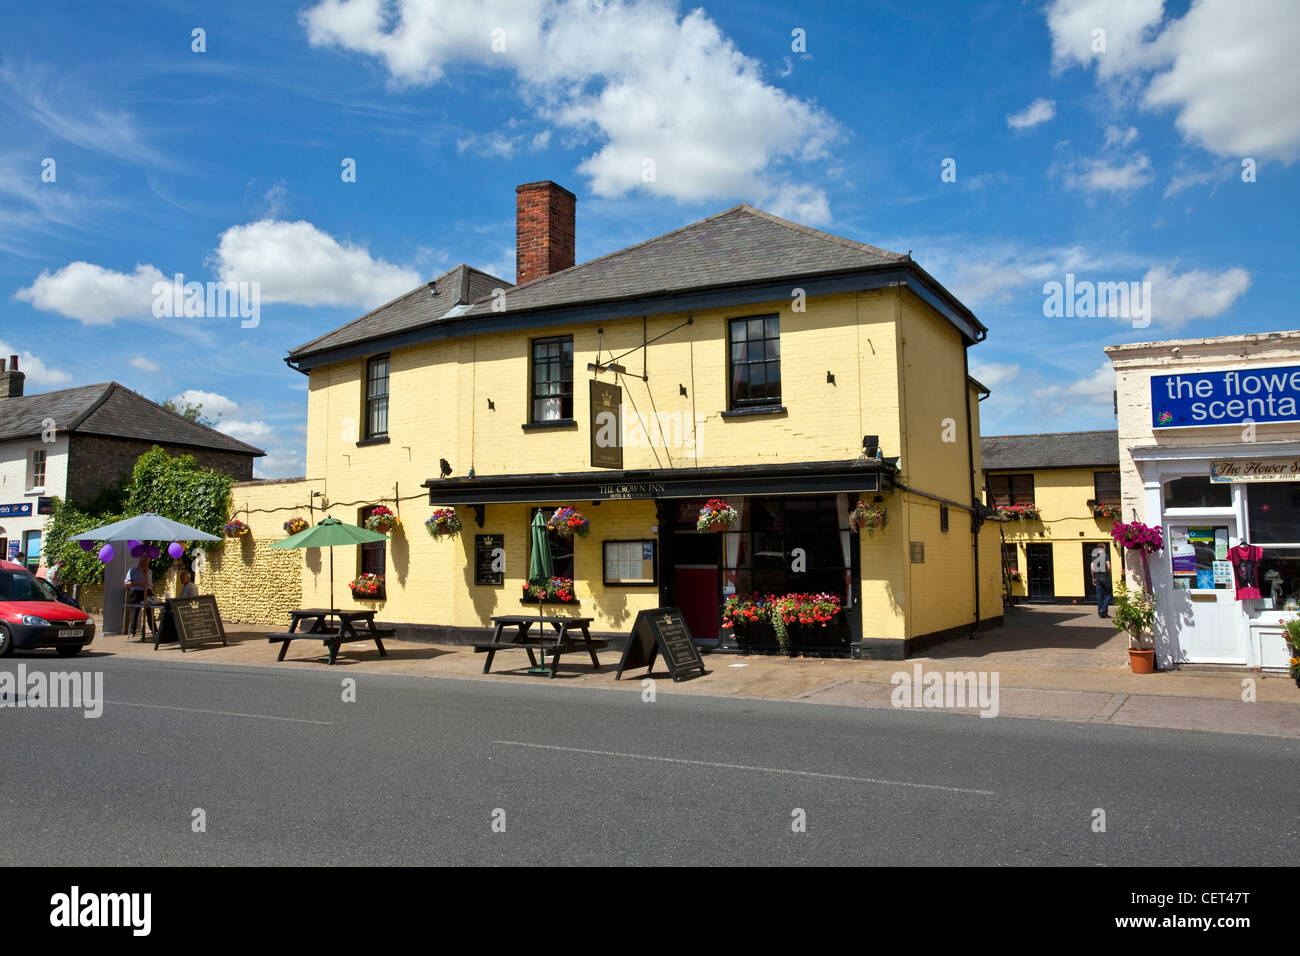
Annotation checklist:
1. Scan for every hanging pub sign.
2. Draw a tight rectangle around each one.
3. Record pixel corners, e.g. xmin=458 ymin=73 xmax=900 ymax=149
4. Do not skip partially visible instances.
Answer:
xmin=1151 ymin=365 xmax=1300 ymax=429
xmin=590 ymin=379 xmax=623 ymax=469
xmin=1210 ymin=458 xmax=1300 ymax=482
xmin=616 ymin=607 xmax=707 ymax=682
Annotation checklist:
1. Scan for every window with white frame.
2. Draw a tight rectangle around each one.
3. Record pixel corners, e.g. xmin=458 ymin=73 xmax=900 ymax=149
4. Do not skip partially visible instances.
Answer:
xmin=28 ymin=449 xmax=46 ymax=490
xmin=1246 ymin=481 xmax=1300 ymax=610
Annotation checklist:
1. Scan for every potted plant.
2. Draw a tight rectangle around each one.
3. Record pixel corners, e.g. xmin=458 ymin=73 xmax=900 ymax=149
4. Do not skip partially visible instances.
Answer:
xmin=547 ymin=507 xmax=590 ymax=539
xmin=696 ymin=498 xmax=738 ymax=533
xmin=222 ymin=519 xmax=249 ymax=538
xmin=1113 ymin=581 xmax=1158 ymax=673
xmin=365 ymin=505 xmax=398 ymax=533
xmin=1284 ymin=618 xmax=1300 ymax=689
xmin=996 ymin=503 xmax=1041 ymax=521
xmin=425 ymin=508 xmax=462 ymax=540
xmin=1092 ymin=503 xmax=1122 ymax=520
xmin=283 ymin=516 xmax=309 ymax=535
xmin=349 ymin=572 xmax=385 ymax=600
xmin=849 ymin=499 xmax=888 ymax=535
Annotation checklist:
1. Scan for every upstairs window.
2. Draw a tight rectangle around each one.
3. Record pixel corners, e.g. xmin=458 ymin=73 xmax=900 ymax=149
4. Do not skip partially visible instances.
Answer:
xmin=988 ymin=473 xmax=1035 ymax=507
xmin=530 ymin=336 xmax=573 ymax=422
xmin=729 ymin=315 xmax=781 ymax=409
xmin=28 ymin=449 xmax=46 ymax=490
xmin=1094 ymin=470 xmax=1121 ymax=505
xmin=365 ymin=355 xmax=389 ymax=439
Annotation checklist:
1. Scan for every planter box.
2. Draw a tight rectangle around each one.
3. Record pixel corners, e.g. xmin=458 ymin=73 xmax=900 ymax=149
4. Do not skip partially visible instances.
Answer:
xmin=731 ymin=619 xmax=788 ymax=655
xmin=792 ymin=621 xmax=850 ymax=654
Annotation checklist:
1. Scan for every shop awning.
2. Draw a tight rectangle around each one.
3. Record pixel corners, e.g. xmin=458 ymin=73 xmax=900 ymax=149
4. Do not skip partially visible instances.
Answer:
xmin=424 ymin=458 xmax=897 ymax=505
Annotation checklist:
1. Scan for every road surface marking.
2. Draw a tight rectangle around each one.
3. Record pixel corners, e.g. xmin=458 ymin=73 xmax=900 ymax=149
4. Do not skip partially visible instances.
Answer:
xmin=105 ymin=700 xmax=333 ymax=725
xmin=493 ymin=740 xmax=994 ymax=795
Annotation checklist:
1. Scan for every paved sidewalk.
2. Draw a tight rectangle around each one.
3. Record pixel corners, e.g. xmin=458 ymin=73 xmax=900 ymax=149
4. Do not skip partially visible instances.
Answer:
xmin=55 ymin=603 xmax=1300 ymax=738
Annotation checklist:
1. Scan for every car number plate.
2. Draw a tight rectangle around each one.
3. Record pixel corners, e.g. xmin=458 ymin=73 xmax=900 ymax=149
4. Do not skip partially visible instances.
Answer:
xmin=58 ymin=628 xmax=82 ymax=638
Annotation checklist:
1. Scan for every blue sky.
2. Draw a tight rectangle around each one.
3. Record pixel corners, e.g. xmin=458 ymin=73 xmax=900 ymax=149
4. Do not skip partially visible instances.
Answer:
xmin=2 ymin=0 xmax=1296 ymax=476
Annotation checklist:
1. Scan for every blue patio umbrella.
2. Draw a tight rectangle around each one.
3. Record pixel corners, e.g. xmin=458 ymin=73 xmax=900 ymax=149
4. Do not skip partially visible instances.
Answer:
xmin=528 ymin=511 xmax=554 ymax=675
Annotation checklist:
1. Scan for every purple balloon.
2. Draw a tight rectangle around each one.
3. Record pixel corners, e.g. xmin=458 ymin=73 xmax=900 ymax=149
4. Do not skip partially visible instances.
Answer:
xmin=130 ymin=545 xmax=145 ymax=558
xmin=146 ymin=545 xmax=161 ymax=560
xmin=79 ymin=539 xmax=95 ymax=552
xmin=128 ymin=540 xmax=142 ymax=552
xmin=168 ymin=542 xmax=184 ymax=559
xmin=98 ymin=544 xmax=114 ymax=563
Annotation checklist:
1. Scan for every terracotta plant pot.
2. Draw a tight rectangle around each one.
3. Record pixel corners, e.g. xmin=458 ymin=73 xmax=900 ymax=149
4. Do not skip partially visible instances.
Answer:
xmin=1128 ymin=648 xmax=1155 ymax=674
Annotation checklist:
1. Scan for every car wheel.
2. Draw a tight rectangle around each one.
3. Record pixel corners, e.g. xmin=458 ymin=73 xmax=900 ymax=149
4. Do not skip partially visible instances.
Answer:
xmin=0 ymin=625 xmax=12 ymax=657
xmin=54 ymin=645 xmax=82 ymax=657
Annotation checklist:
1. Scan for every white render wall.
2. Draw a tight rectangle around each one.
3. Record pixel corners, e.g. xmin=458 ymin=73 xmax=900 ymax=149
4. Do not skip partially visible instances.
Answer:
xmin=0 ymin=433 xmax=68 ymax=560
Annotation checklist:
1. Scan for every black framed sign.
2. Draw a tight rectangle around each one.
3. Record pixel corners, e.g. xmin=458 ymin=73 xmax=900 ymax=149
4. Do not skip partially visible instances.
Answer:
xmin=589 ymin=379 xmax=623 ymax=469
xmin=159 ymin=595 xmax=227 ymax=652
xmin=616 ymin=607 xmax=706 ymax=682
xmin=475 ymin=534 xmax=505 ymax=586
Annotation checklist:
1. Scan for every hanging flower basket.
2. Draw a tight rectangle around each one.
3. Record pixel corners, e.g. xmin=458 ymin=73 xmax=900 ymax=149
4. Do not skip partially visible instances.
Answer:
xmin=223 ymin=519 xmax=249 ymax=538
xmin=1111 ymin=520 xmax=1163 ymax=553
xmin=996 ymin=503 xmax=1041 ymax=521
xmin=548 ymin=507 xmax=590 ymax=539
xmin=696 ymin=498 xmax=738 ymax=533
xmin=425 ymin=508 xmax=462 ymax=540
xmin=283 ymin=516 xmax=309 ymax=535
xmin=364 ymin=506 xmax=398 ymax=533
xmin=849 ymin=500 xmax=888 ymax=535
xmin=349 ymin=572 xmax=384 ymax=599
xmin=1092 ymin=503 xmax=1122 ymax=520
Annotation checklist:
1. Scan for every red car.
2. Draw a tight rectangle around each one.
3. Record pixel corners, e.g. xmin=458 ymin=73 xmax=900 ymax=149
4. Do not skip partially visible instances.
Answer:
xmin=0 ymin=559 xmax=96 ymax=657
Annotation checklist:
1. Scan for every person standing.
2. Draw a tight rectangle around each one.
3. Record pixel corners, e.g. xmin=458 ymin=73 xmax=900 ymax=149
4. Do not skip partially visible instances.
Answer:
xmin=1091 ymin=544 xmax=1114 ymax=618
xmin=125 ymin=555 xmax=155 ymax=637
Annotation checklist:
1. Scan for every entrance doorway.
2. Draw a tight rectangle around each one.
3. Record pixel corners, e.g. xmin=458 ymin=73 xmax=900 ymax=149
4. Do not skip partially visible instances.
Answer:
xmin=1026 ymin=543 xmax=1054 ymax=602
xmin=1162 ymin=519 xmax=1245 ymax=663
xmin=674 ymin=565 xmax=720 ymax=645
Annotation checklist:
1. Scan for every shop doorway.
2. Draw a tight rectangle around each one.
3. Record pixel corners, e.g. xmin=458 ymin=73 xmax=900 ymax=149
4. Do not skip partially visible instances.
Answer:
xmin=674 ymin=565 xmax=720 ymax=646
xmin=1162 ymin=520 xmax=1244 ymax=663
xmin=1026 ymin=544 xmax=1054 ymax=602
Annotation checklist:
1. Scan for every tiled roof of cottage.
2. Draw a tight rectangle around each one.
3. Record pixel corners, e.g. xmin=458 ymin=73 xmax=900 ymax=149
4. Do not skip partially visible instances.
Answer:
xmin=982 ymin=430 xmax=1118 ymax=471
xmin=0 ymin=383 xmax=264 ymax=456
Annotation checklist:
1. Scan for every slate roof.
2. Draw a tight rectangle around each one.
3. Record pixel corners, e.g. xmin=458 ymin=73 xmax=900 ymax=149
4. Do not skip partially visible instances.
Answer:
xmin=289 ymin=264 xmax=509 ymax=361
xmin=0 ymin=383 xmax=264 ymax=456
xmin=982 ymin=430 xmax=1118 ymax=471
xmin=288 ymin=203 xmax=951 ymax=364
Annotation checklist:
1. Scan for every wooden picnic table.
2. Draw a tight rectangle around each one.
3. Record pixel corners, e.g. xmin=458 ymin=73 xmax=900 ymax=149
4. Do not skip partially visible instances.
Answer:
xmin=267 ymin=608 xmax=394 ymax=665
xmin=474 ymin=615 xmax=607 ymax=678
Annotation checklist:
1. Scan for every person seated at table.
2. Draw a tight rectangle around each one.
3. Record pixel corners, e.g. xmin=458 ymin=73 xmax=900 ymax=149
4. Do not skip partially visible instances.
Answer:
xmin=177 ymin=569 xmax=199 ymax=599
xmin=125 ymin=555 xmax=155 ymax=636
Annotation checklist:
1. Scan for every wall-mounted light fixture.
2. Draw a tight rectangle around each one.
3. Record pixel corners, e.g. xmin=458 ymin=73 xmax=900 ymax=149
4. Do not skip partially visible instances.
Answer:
xmin=487 ymin=398 xmax=494 ymax=410
xmin=826 ymin=371 xmax=835 ymax=385
xmin=679 ymin=384 xmax=687 ymax=397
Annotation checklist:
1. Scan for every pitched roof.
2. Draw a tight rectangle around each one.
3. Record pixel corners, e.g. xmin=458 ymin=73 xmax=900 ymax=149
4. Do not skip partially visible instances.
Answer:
xmin=982 ymin=430 xmax=1118 ymax=471
xmin=0 ymin=383 xmax=264 ymax=456
xmin=289 ymin=263 xmax=509 ymax=360
xmin=288 ymin=203 xmax=950 ymax=365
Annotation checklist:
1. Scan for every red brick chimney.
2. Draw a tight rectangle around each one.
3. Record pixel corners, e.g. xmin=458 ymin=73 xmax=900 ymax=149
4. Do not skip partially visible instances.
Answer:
xmin=515 ymin=181 xmax=575 ymax=285
xmin=0 ymin=355 xmax=23 ymax=399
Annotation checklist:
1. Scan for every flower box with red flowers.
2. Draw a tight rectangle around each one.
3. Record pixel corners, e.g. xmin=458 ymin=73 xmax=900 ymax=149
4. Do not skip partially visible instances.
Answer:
xmin=521 ymin=576 xmax=577 ymax=604
xmin=349 ymin=573 xmax=385 ymax=600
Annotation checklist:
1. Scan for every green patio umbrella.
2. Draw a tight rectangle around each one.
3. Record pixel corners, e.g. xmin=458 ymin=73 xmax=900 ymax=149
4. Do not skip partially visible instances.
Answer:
xmin=528 ymin=511 xmax=555 ymax=675
xmin=271 ymin=516 xmax=389 ymax=613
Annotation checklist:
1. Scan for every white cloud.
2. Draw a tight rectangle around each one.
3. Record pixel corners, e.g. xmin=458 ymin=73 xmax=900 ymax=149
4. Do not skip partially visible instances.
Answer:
xmin=254 ymin=449 xmax=306 ymax=479
xmin=0 ymin=338 xmax=71 ymax=387
xmin=1007 ymin=98 xmax=1056 ymax=129
xmin=1061 ymin=154 xmax=1154 ymax=193
xmin=218 ymin=419 xmax=274 ymax=441
xmin=968 ymin=361 xmax=1021 ymax=392
xmin=1102 ymin=125 xmax=1138 ymax=149
xmin=1048 ymin=0 xmax=1300 ymax=163
xmin=211 ymin=219 xmax=421 ymax=308
xmin=15 ymin=261 xmax=166 ymax=323
xmin=1143 ymin=264 xmax=1251 ymax=327
xmin=129 ymin=356 xmax=160 ymax=372
xmin=301 ymin=0 xmax=838 ymax=214
xmin=1031 ymin=362 xmax=1116 ymax=416
xmin=169 ymin=389 xmax=239 ymax=419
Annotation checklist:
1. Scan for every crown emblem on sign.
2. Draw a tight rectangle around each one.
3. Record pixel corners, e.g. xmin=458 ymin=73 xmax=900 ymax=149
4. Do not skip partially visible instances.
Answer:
xmin=601 ymin=392 xmax=613 ymax=408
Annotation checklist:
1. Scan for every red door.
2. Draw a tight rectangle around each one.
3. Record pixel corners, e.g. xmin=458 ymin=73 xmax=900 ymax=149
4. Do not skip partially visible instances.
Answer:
xmin=674 ymin=565 xmax=720 ymax=644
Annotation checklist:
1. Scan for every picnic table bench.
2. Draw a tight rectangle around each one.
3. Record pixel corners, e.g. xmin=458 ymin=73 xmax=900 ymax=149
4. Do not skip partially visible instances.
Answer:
xmin=267 ymin=608 xmax=395 ymax=665
xmin=474 ymin=615 xmax=607 ymax=678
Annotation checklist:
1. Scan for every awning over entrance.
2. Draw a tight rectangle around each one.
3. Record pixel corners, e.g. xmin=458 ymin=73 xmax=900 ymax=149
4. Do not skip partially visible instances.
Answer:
xmin=424 ymin=458 xmax=896 ymax=505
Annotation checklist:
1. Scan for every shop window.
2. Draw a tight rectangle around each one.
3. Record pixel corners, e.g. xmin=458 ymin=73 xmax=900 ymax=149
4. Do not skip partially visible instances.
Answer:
xmin=358 ymin=506 xmax=386 ymax=577
xmin=530 ymin=336 xmax=573 ymax=422
xmin=719 ymin=495 xmax=849 ymax=603
xmin=28 ymin=449 xmax=46 ymax=490
xmin=988 ymin=473 xmax=1034 ymax=507
xmin=364 ymin=355 xmax=389 ymax=439
xmin=1247 ymin=481 xmax=1300 ymax=544
xmin=1168 ymin=525 xmax=1230 ymax=591
xmin=1258 ymin=547 xmax=1300 ymax=610
xmin=1163 ymin=476 xmax=1230 ymax=509
xmin=603 ymin=540 xmax=656 ymax=586
xmin=728 ymin=315 xmax=781 ymax=409
xmin=1093 ymin=471 xmax=1120 ymax=505
xmin=529 ymin=507 xmax=575 ymax=580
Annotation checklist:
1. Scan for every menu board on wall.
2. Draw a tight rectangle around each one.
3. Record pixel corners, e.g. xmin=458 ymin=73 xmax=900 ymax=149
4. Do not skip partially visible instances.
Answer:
xmin=474 ymin=534 xmax=504 ymax=586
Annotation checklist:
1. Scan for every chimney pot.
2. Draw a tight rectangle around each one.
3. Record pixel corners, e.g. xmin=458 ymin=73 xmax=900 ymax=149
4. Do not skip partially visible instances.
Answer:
xmin=0 ymin=354 xmax=24 ymax=399
xmin=515 ymin=181 xmax=576 ymax=285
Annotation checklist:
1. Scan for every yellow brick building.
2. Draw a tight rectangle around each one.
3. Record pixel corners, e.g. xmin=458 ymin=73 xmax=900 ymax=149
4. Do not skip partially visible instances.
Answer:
xmin=982 ymin=431 xmax=1121 ymax=605
xmin=222 ymin=181 xmax=1003 ymax=657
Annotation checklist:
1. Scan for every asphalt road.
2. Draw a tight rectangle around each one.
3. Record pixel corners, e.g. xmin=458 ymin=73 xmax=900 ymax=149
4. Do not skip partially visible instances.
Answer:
xmin=1 ymin=654 xmax=1296 ymax=865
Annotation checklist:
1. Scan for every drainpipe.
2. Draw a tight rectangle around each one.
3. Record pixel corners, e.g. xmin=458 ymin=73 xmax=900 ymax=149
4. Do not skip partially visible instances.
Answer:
xmin=964 ymin=347 xmax=981 ymax=639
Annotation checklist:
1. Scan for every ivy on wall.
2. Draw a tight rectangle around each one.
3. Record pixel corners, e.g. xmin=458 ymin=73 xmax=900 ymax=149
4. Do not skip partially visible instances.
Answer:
xmin=42 ymin=446 xmax=234 ymax=585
